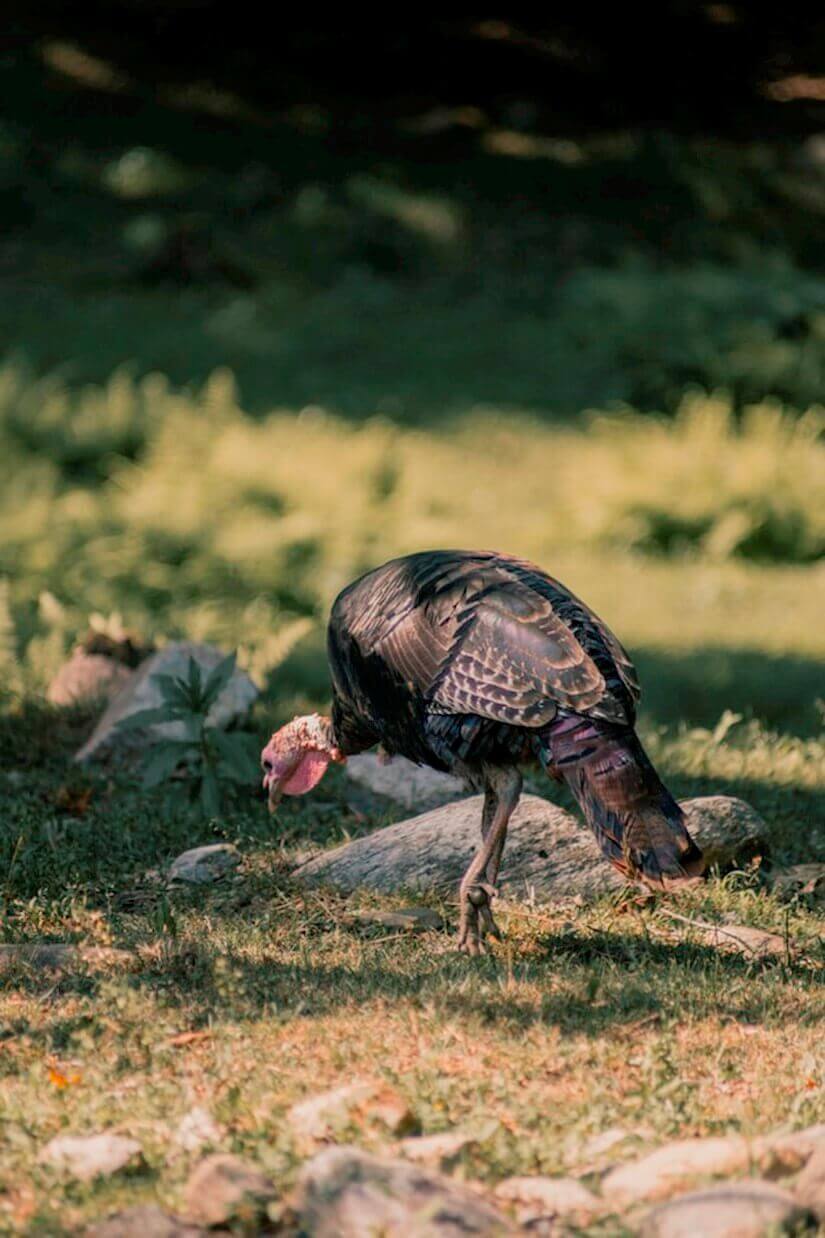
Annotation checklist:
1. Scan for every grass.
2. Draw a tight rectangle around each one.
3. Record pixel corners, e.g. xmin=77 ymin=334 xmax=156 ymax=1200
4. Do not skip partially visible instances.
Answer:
xmin=0 ymin=56 xmax=824 ymax=1229
xmin=0 ymin=372 xmax=823 ymax=1232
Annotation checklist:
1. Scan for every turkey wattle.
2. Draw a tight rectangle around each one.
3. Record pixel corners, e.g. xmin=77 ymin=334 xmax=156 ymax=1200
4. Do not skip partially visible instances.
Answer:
xmin=261 ymin=550 xmax=705 ymax=953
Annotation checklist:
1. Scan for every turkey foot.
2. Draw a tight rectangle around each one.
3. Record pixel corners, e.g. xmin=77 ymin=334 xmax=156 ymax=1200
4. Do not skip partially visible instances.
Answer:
xmin=457 ymin=882 xmax=501 ymax=954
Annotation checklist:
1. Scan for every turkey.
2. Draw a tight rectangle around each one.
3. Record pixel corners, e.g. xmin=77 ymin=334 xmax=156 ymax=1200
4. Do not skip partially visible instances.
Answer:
xmin=261 ymin=550 xmax=704 ymax=952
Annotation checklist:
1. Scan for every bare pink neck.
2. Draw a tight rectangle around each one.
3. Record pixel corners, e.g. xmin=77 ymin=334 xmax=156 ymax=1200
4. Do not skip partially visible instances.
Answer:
xmin=297 ymin=713 xmax=343 ymax=761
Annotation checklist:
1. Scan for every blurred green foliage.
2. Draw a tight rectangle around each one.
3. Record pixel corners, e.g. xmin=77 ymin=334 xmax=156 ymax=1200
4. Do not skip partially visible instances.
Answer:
xmin=0 ymin=53 xmax=823 ymax=741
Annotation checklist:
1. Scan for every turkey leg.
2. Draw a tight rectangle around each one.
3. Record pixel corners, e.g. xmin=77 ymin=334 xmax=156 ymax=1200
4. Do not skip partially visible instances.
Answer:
xmin=457 ymin=769 xmax=522 ymax=954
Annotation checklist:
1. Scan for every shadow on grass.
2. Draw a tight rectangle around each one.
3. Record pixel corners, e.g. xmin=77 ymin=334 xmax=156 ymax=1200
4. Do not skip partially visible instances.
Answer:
xmin=115 ymin=931 xmax=825 ymax=1037
xmin=635 ymin=647 xmax=825 ymax=738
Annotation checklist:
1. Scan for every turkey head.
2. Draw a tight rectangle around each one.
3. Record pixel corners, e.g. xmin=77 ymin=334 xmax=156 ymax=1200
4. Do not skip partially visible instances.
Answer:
xmin=261 ymin=714 xmax=344 ymax=810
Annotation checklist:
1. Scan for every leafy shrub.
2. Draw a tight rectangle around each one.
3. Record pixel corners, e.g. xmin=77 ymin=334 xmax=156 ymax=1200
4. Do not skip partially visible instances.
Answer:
xmin=116 ymin=653 xmax=260 ymax=818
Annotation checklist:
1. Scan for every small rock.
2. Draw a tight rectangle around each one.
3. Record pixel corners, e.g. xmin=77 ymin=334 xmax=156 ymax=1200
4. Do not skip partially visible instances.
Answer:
xmin=398 ymin=1131 xmax=479 ymax=1171
xmin=287 ymin=1081 xmax=416 ymax=1145
xmin=495 ymin=1176 xmax=600 ymax=1223
xmin=345 ymin=907 xmax=444 ymax=932
xmin=294 ymin=1144 xmax=514 ymax=1236
xmin=755 ymin=1124 xmax=825 ymax=1176
xmin=768 ymin=863 xmax=825 ymax=901
xmin=87 ymin=1205 xmax=207 ymax=1237
xmin=48 ymin=652 xmax=135 ymax=708
xmin=640 ymin=1181 xmax=810 ymax=1237
xmin=346 ymin=752 xmax=466 ymax=811
xmin=174 ymin=1107 xmax=223 ymax=1154
xmin=673 ymin=920 xmax=787 ymax=960
xmin=795 ymin=1140 xmax=825 ymax=1218
xmin=295 ymin=794 xmax=766 ymax=902
xmin=183 ymin=1154 xmax=276 ymax=1227
xmin=0 ymin=944 xmax=132 ymax=975
xmin=602 ymin=1136 xmax=752 ymax=1204
xmin=169 ymin=844 xmax=240 ymax=885
xmin=40 ymin=1132 xmax=143 ymax=1181
xmin=679 ymin=796 xmax=767 ymax=870
xmin=75 ymin=641 xmax=258 ymax=762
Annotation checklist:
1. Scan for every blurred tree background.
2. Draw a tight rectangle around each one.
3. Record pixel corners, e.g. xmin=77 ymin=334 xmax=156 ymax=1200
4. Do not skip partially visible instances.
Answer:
xmin=0 ymin=7 xmax=823 ymax=730
xmin=2 ymin=7 xmax=825 ymax=413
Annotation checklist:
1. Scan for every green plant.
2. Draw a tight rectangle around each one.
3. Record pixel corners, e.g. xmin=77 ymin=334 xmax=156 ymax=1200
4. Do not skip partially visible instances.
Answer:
xmin=116 ymin=653 xmax=260 ymax=817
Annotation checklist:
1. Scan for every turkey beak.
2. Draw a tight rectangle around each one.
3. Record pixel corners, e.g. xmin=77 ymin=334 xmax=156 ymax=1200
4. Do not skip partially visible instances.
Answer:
xmin=266 ymin=779 xmax=283 ymax=813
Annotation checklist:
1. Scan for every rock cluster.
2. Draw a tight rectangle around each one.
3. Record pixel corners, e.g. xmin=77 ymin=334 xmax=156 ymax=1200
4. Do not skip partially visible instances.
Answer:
xmin=76 ymin=1107 xmax=825 ymax=1236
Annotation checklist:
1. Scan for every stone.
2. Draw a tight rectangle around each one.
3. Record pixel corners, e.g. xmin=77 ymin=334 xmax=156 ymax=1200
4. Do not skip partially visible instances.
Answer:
xmin=0 ymin=944 xmax=132 ymax=975
xmin=494 ymin=1176 xmax=600 ymax=1224
xmin=346 ymin=752 xmax=466 ymax=812
xmin=768 ymin=863 xmax=825 ymax=901
xmin=601 ymin=1136 xmax=752 ymax=1204
xmin=345 ymin=907 xmax=444 ymax=932
xmin=40 ymin=1132 xmax=143 ymax=1181
xmin=293 ymin=1145 xmax=514 ymax=1236
xmin=661 ymin=917 xmax=787 ymax=960
xmin=677 ymin=797 xmax=767 ymax=870
xmin=182 ymin=1154 xmax=276 ymax=1227
xmin=640 ymin=1181 xmax=810 ymax=1237
xmin=754 ymin=1124 xmax=825 ymax=1177
xmin=75 ymin=641 xmax=258 ymax=762
xmin=294 ymin=794 xmax=766 ymax=903
xmin=174 ymin=1107 xmax=223 ymax=1154
xmin=168 ymin=844 xmax=240 ymax=885
xmin=87 ymin=1206 xmax=208 ymax=1237
xmin=397 ymin=1131 xmax=479 ymax=1171
xmin=794 ymin=1141 xmax=825 ymax=1218
xmin=48 ymin=652 xmax=135 ymax=708
xmin=287 ymin=1081 xmax=416 ymax=1145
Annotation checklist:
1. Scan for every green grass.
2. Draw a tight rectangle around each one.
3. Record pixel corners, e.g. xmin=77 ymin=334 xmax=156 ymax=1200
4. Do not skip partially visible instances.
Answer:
xmin=0 ymin=368 xmax=823 ymax=1232
xmin=1 ymin=61 xmax=824 ymax=1229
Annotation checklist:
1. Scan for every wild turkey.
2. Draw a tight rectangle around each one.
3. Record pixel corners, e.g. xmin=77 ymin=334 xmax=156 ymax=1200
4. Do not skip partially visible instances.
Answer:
xmin=261 ymin=550 xmax=704 ymax=952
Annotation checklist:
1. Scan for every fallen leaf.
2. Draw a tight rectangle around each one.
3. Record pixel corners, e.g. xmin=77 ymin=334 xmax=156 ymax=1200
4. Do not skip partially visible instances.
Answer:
xmin=168 ymin=1030 xmax=212 ymax=1048
xmin=48 ymin=1065 xmax=82 ymax=1089
xmin=54 ymin=784 xmax=94 ymax=816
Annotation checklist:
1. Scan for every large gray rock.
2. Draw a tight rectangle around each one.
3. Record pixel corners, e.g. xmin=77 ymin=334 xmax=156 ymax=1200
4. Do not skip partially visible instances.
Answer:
xmin=294 ymin=793 xmax=766 ymax=903
xmin=346 ymin=752 xmax=465 ymax=811
xmin=75 ymin=642 xmax=258 ymax=762
xmin=293 ymin=1145 xmax=513 ymax=1236
xmin=640 ymin=1182 xmax=810 ymax=1237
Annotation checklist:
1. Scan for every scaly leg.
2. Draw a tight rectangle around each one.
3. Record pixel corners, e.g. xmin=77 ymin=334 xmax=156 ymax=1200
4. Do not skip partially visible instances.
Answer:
xmin=457 ymin=770 xmax=522 ymax=955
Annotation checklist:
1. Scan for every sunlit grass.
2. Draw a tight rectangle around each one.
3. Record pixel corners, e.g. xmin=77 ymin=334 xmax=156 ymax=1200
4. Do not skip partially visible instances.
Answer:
xmin=0 ymin=364 xmax=822 ymax=683
xmin=0 ymin=363 xmax=822 ymax=1233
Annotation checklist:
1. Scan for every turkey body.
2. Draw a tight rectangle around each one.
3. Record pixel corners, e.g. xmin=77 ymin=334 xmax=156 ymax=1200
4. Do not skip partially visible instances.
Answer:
xmin=328 ymin=550 xmax=703 ymax=950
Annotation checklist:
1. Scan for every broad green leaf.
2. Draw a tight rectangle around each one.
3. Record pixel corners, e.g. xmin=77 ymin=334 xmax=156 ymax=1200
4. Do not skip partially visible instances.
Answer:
xmin=141 ymin=744 xmax=186 ymax=788
xmin=186 ymin=657 xmax=203 ymax=706
xmin=115 ymin=706 xmax=178 ymax=731
xmin=209 ymin=728 xmax=260 ymax=782
xmin=202 ymin=651 xmax=237 ymax=711
xmin=154 ymin=674 xmax=193 ymax=708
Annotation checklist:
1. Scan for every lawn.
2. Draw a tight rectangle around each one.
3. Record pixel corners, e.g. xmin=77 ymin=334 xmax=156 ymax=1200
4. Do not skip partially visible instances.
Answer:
xmin=0 ymin=371 xmax=823 ymax=1233
xmin=0 ymin=54 xmax=824 ymax=1229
